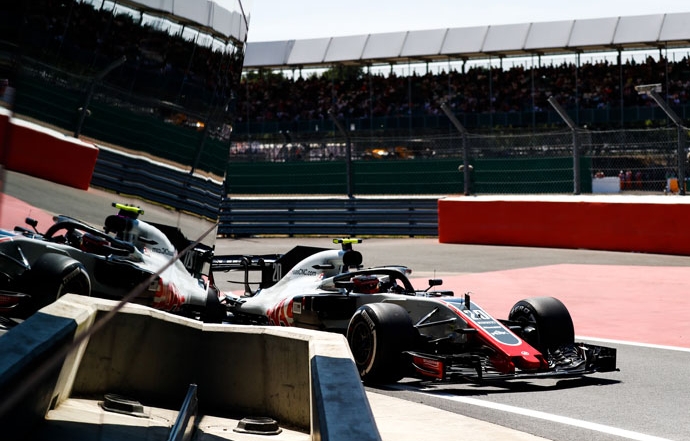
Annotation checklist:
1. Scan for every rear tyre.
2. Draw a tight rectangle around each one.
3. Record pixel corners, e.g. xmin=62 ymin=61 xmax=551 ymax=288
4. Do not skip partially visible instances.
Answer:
xmin=508 ymin=296 xmax=574 ymax=353
xmin=26 ymin=254 xmax=91 ymax=316
xmin=201 ymin=286 xmax=226 ymax=323
xmin=346 ymin=302 xmax=415 ymax=384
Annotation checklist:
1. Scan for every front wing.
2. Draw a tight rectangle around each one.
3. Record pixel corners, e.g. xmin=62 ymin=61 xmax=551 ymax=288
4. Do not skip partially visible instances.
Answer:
xmin=406 ymin=342 xmax=618 ymax=383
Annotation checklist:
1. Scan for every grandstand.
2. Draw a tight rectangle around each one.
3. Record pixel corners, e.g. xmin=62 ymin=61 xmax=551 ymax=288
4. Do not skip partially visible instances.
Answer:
xmin=1 ymin=0 xmax=249 ymax=179
xmin=82 ymin=0 xmax=248 ymax=44
xmin=0 ymin=0 xmax=255 ymax=224
xmin=3 ymin=4 xmax=690 ymax=199
xmin=243 ymin=12 xmax=690 ymax=69
xmin=237 ymin=12 xmax=690 ymax=136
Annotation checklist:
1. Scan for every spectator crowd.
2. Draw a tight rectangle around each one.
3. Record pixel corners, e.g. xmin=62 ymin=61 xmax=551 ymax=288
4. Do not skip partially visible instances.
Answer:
xmin=238 ymin=55 xmax=690 ymax=127
xmin=14 ymin=0 xmax=243 ymax=115
xmin=5 ymin=1 xmax=690 ymax=131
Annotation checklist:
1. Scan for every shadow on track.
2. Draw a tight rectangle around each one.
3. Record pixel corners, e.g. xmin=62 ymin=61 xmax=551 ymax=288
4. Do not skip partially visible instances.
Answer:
xmin=376 ymin=375 xmax=620 ymax=397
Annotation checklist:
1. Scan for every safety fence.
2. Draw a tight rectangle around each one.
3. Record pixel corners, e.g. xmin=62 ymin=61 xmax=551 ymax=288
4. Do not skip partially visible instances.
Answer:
xmin=88 ymin=124 xmax=688 ymax=237
xmin=12 ymin=59 xmax=689 ymax=198
xmin=233 ymin=104 xmax=690 ymax=137
xmin=228 ymin=127 xmax=687 ymax=196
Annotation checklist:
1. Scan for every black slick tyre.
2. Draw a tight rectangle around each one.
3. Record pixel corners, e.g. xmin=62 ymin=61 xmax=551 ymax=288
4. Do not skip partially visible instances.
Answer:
xmin=27 ymin=254 xmax=91 ymax=315
xmin=346 ymin=302 xmax=415 ymax=384
xmin=201 ymin=286 xmax=226 ymax=323
xmin=508 ymin=296 xmax=574 ymax=353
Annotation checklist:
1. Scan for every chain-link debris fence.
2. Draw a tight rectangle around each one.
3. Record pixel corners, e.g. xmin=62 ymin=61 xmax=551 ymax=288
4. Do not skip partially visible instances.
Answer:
xmin=584 ymin=128 xmax=683 ymax=193
xmin=228 ymin=127 xmax=687 ymax=196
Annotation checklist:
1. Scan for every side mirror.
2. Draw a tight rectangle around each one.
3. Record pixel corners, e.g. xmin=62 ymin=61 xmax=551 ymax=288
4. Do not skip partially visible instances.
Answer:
xmin=424 ymin=279 xmax=443 ymax=292
xmin=428 ymin=279 xmax=443 ymax=287
xmin=24 ymin=217 xmax=39 ymax=234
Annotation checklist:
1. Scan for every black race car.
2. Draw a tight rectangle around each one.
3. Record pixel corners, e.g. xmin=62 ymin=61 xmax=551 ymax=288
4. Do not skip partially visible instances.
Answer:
xmin=0 ymin=203 xmax=221 ymax=323
xmin=214 ymin=239 xmax=618 ymax=384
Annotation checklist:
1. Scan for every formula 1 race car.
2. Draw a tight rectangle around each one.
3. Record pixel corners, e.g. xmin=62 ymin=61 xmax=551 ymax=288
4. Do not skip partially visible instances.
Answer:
xmin=0 ymin=203 xmax=223 ymax=323
xmin=215 ymin=239 xmax=618 ymax=384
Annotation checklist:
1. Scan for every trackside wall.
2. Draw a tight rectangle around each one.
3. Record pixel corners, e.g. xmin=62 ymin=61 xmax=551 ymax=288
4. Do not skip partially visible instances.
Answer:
xmin=4 ymin=117 xmax=98 ymax=190
xmin=0 ymin=295 xmax=380 ymax=441
xmin=0 ymin=107 xmax=10 ymax=160
xmin=438 ymin=195 xmax=690 ymax=256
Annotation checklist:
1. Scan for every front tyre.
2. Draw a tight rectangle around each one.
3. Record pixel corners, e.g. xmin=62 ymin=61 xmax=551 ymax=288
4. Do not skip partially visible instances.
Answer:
xmin=26 ymin=254 xmax=91 ymax=316
xmin=346 ymin=302 xmax=415 ymax=384
xmin=508 ymin=296 xmax=574 ymax=353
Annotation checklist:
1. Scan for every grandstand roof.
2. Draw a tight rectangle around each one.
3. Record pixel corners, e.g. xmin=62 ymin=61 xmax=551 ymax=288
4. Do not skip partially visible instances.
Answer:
xmin=243 ymin=12 xmax=690 ymax=69
xmin=117 ymin=0 xmax=248 ymax=43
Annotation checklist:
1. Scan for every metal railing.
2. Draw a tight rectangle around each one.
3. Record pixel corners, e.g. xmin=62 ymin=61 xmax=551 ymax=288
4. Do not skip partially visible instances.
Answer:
xmin=91 ymin=147 xmax=225 ymax=220
xmin=90 ymin=147 xmax=439 ymax=236
xmin=217 ymin=197 xmax=439 ymax=237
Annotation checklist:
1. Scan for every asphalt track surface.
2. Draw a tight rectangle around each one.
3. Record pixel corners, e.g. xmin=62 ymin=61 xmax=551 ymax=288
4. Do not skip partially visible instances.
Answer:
xmin=3 ymin=170 xmax=690 ymax=441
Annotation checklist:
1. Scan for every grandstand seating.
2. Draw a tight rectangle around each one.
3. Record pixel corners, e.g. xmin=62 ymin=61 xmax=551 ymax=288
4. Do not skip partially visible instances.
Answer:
xmin=7 ymin=2 xmax=690 ymax=136
xmin=236 ymin=56 xmax=690 ymax=134
xmin=237 ymin=12 xmax=690 ymax=134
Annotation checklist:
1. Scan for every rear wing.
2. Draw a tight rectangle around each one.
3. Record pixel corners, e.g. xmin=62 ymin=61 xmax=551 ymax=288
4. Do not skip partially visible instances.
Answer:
xmin=211 ymin=246 xmax=328 ymax=293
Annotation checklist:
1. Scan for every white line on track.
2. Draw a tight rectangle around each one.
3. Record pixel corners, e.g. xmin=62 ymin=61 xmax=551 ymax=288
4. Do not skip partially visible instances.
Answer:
xmin=392 ymin=338 xmax=684 ymax=441
xmin=424 ymin=393 xmax=673 ymax=441
xmin=577 ymin=335 xmax=690 ymax=353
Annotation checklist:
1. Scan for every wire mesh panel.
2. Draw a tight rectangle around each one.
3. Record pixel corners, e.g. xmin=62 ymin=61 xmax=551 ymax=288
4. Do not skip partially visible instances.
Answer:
xmin=462 ymin=131 xmax=578 ymax=194
xmin=226 ymin=127 xmax=687 ymax=195
xmin=585 ymin=128 xmax=681 ymax=193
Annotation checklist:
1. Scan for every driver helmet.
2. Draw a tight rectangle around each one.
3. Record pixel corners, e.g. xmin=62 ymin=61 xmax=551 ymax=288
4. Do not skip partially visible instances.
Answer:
xmin=80 ymin=232 xmax=110 ymax=255
xmin=352 ymin=274 xmax=380 ymax=294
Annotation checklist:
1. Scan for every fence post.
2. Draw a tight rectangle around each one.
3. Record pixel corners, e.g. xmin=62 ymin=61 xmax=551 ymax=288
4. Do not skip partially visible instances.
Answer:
xmin=678 ymin=126 xmax=687 ymax=195
xmin=329 ymin=109 xmax=353 ymax=198
xmin=547 ymin=96 xmax=581 ymax=195
xmin=440 ymin=102 xmax=471 ymax=195
xmin=634 ymin=84 xmax=686 ymax=195
xmin=74 ymin=56 xmax=126 ymax=138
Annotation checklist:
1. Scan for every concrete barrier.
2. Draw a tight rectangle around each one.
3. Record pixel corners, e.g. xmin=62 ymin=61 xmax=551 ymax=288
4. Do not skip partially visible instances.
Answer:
xmin=4 ymin=118 xmax=98 ymax=190
xmin=0 ymin=294 xmax=381 ymax=440
xmin=439 ymin=195 xmax=690 ymax=256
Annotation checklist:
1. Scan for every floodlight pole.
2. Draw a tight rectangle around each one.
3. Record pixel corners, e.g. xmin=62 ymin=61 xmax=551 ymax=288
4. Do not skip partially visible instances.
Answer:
xmin=547 ymin=96 xmax=581 ymax=195
xmin=636 ymin=84 xmax=687 ymax=195
xmin=440 ymin=102 xmax=471 ymax=195
xmin=328 ymin=108 xmax=353 ymax=198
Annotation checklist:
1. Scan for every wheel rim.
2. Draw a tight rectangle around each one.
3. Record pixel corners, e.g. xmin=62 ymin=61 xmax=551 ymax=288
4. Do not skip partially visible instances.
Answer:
xmin=57 ymin=268 xmax=91 ymax=301
xmin=349 ymin=320 xmax=374 ymax=367
xmin=514 ymin=311 xmax=541 ymax=349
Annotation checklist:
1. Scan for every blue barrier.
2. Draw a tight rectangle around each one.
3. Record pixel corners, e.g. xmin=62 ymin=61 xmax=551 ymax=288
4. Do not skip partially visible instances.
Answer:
xmin=91 ymin=147 xmax=224 ymax=220
xmin=91 ymin=148 xmax=439 ymax=236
